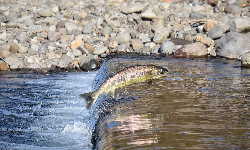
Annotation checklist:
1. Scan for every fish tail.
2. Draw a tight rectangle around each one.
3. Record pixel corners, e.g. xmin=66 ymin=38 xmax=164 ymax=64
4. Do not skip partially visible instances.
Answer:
xmin=80 ymin=92 xmax=94 ymax=109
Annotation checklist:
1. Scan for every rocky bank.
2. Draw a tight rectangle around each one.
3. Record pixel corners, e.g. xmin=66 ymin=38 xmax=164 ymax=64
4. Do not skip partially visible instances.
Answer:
xmin=0 ymin=0 xmax=250 ymax=71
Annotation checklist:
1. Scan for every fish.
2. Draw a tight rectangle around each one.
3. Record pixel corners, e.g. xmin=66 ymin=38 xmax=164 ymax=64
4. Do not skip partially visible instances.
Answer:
xmin=81 ymin=65 xmax=168 ymax=109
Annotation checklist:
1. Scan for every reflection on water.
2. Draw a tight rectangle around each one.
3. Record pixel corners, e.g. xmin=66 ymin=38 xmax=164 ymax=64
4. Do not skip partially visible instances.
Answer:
xmin=0 ymin=72 xmax=96 ymax=149
xmin=92 ymin=57 xmax=249 ymax=150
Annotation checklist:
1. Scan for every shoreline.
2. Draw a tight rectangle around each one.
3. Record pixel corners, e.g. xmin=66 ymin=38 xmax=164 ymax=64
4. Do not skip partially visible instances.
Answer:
xmin=0 ymin=0 xmax=250 ymax=71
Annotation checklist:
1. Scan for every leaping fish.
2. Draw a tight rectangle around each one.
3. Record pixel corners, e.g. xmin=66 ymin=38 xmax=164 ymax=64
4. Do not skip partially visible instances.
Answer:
xmin=81 ymin=65 xmax=168 ymax=109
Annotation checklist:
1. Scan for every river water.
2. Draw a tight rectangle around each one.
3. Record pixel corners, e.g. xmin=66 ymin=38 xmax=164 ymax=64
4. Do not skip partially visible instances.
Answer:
xmin=0 ymin=57 xmax=249 ymax=150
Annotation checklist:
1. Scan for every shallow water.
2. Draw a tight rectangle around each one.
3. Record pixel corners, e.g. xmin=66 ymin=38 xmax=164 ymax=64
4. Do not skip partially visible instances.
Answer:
xmin=0 ymin=71 xmax=97 ymax=149
xmin=0 ymin=57 xmax=249 ymax=150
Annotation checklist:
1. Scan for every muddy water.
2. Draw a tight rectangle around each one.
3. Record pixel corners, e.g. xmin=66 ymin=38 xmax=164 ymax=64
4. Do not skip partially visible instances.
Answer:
xmin=91 ymin=56 xmax=249 ymax=150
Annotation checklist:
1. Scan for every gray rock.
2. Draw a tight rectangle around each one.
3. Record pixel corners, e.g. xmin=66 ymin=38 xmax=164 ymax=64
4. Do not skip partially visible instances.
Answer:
xmin=208 ymin=25 xmax=225 ymax=40
xmin=215 ymin=32 xmax=250 ymax=59
xmin=72 ymin=49 xmax=82 ymax=57
xmin=122 ymin=3 xmax=146 ymax=14
xmin=93 ymin=46 xmax=107 ymax=55
xmin=6 ymin=22 xmax=17 ymax=28
xmin=160 ymin=41 xmax=175 ymax=54
xmin=241 ymin=52 xmax=250 ymax=68
xmin=80 ymin=56 xmax=99 ymax=71
xmin=230 ymin=17 xmax=250 ymax=33
xmin=153 ymin=26 xmax=171 ymax=44
xmin=116 ymin=33 xmax=131 ymax=44
xmin=0 ymin=32 xmax=7 ymax=40
xmin=38 ymin=46 xmax=48 ymax=54
xmin=16 ymin=32 xmax=29 ymax=43
xmin=28 ymin=48 xmax=37 ymax=55
xmin=38 ymin=8 xmax=53 ymax=17
xmin=18 ymin=46 xmax=28 ymax=54
xmin=141 ymin=10 xmax=157 ymax=20
xmin=174 ymin=42 xmax=207 ymax=58
xmin=131 ymin=39 xmax=144 ymax=51
xmin=48 ymin=31 xmax=61 ymax=42
xmin=82 ymin=23 xmax=93 ymax=34
xmin=102 ymin=26 xmax=112 ymax=36
xmin=65 ymin=22 xmax=78 ymax=34
xmin=4 ymin=54 xmax=25 ymax=69
xmin=58 ymin=54 xmax=73 ymax=68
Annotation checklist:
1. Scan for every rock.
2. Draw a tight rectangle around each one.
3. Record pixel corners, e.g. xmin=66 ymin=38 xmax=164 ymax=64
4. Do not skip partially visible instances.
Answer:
xmin=121 ymin=3 xmax=146 ymax=14
xmin=72 ymin=49 xmax=82 ymax=57
xmin=102 ymin=26 xmax=112 ymax=37
xmin=153 ymin=26 xmax=171 ymax=44
xmin=152 ymin=18 xmax=164 ymax=31
xmin=241 ymin=52 xmax=250 ymax=68
xmin=160 ymin=40 xmax=175 ymax=54
xmin=58 ymin=54 xmax=73 ymax=68
xmin=174 ymin=42 xmax=207 ymax=58
xmin=0 ymin=60 xmax=9 ymax=71
xmin=230 ymin=17 xmax=250 ymax=33
xmin=207 ymin=0 xmax=219 ymax=6
xmin=82 ymin=23 xmax=93 ymax=34
xmin=195 ymin=34 xmax=212 ymax=46
xmin=131 ymin=39 xmax=144 ymax=51
xmin=80 ymin=56 xmax=99 ymax=71
xmin=71 ymin=40 xmax=83 ymax=50
xmin=93 ymin=46 xmax=107 ymax=55
xmin=204 ymin=20 xmax=217 ymax=32
xmin=65 ymin=22 xmax=78 ymax=34
xmin=116 ymin=33 xmax=131 ymax=44
xmin=48 ymin=31 xmax=61 ymax=42
xmin=141 ymin=9 xmax=157 ymax=20
xmin=9 ymin=42 xmax=19 ymax=53
xmin=208 ymin=25 xmax=225 ymax=40
xmin=16 ymin=32 xmax=29 ymax=43
xmin=4 ymin=54 xmax=24 ymax=69
xmin=0 ymin=32 xmax=7 ymax=40
xmin=109 ymin=40 xmax=118 ymax=49
xmin=18 ymin=45 xmax=28 ymax=54
xmin=38 ymin=8 xmax=53 ymax=17
xmin=0 ymin=49 xmax=11 ymax=58
xmin=215 ymin=32 xmax=250 ymax=59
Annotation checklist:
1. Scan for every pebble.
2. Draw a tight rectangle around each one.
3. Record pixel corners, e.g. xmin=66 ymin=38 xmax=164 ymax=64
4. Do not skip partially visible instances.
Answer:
xmin=131 ymin=39 xmax=144 ymax=51
xmin=4 ymin=54 xmax=25 ymax=69
xmin=18 ymin=46 xmax=28 ymax=54
xmin=38 ymin=8 xmax=53 ymax=17
xmin=0 ymin=60 xmax=9 ymax=71
xmin=141 ymin=9 xmax=157 ymax=20
xmin=84 ymin=43 xmax=94 ymax=54
xmin=65 ymin=22 xmax=78 ymax=34
xmin=58 ymin=54 xmax=73 ymax=68
xmin=195 ymin=34 xmax=212 ymax=46
xmin=160 ymin=40 xmax=175 ymax=54
xmin=116 ymin=33 xmax=131 ymax=44
xmin=71 ymin=40 xmax=83 ymax=50
xmin=83 ymin=23 xmax=93 ymax=34
xmin=109 ymin=40 xmax=118 ymax=49
xmin=93 ymin=46 xmax=108 ymax=55
xmin=153 ymin=26 xmax=171 ymax=44
xmin=9 ymin=42 xmax=19 ymax=53
xmin=0 ymin=49 xmax=11 ymax=58
xmin=48 ymin=31 xmax=61 ymax=42
xmin=122 ymin=3 xmax=146 ymax=14
xmin=208 ymin=25 xmax=224 ymax=40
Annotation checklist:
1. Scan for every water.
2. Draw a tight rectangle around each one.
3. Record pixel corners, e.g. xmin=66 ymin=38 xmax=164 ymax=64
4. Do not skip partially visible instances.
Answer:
xmin=0 ymin=71 xmax=97 ymax=149
xmin=89 ymin=57 xmax=250 ymax=150
xmin=0 ymin=57 xmax=249 ymax=150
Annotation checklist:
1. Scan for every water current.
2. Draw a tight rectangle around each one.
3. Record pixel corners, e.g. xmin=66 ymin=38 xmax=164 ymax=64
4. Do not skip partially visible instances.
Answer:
xmin=0 ymin=56 xmax=249 ymax=150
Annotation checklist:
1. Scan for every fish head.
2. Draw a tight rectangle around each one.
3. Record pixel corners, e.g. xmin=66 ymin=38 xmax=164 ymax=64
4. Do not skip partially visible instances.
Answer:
xmin=151 ymin=66 xmax=168 ymax=77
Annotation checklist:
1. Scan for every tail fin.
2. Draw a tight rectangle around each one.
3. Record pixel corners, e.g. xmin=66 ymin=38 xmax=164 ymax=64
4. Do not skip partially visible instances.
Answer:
xmin=80 ymin=92 xmax=94 ymax=109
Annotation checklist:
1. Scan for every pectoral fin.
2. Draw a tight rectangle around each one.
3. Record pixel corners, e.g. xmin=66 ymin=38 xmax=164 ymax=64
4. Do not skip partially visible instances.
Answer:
xmin=80 ymin=92 xmax=94 ymax=109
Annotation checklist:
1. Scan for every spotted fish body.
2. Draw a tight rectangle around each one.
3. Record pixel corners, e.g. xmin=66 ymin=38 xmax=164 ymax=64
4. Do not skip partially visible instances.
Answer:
xmin=81 ymin=65 xmax=168 ymax=109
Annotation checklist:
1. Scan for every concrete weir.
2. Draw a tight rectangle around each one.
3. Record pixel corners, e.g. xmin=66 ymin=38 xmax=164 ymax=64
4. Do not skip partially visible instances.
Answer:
xmin=88 ymin=55 xmax=169 ymax=149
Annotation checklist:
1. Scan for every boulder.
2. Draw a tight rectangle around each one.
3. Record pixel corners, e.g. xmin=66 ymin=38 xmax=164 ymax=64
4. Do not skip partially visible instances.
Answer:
xmin=208 ymin=25 xmax=225 ymax=40
xmin=174 ymin=42 xmax=207 ymax=58
xmin=215 ymin=32 xmax=250 ymax=59
xmin=196 ymin=34 xmax=212 ymax=46
xmin=131 ymin=39 xmax=144 ymax=51
xmin=58 ymin=54 xmax=73 ymax=68
xmin=93 ymin=46 xmax=108 ymax=55
xmin=116 ymin=33 xmax=131 ymax=44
